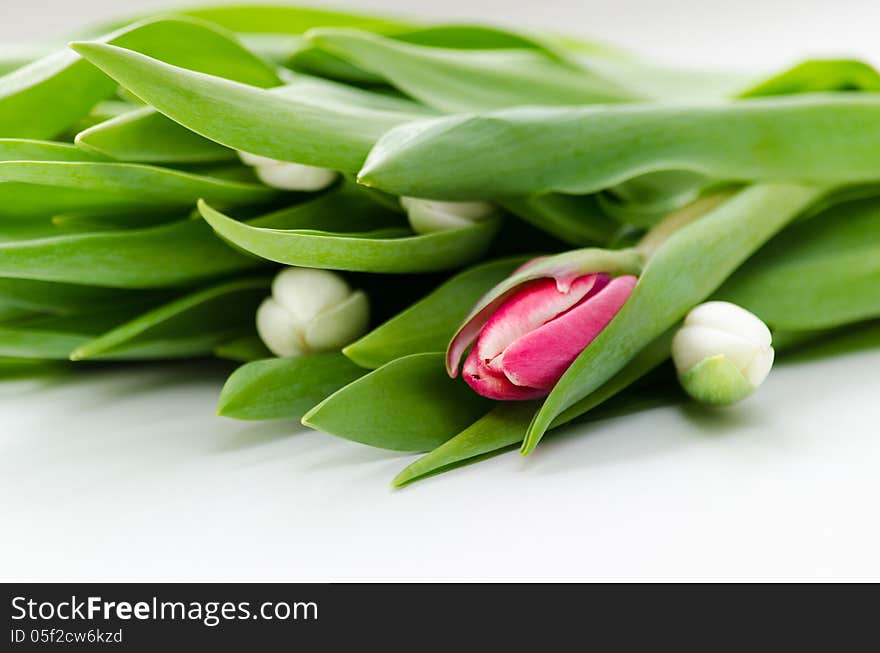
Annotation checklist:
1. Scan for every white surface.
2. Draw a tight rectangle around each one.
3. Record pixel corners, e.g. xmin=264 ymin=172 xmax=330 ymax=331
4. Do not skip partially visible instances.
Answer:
xmin=2 ymin=1 xmax=880 ymax=582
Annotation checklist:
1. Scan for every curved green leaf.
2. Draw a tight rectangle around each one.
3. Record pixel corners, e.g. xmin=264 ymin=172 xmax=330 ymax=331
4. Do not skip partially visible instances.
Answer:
xmin=70 ymin=41 xmax=420 ymax=172
xmin=198 ymin=199 xmax=502 ymax=274
xmin=393 ymin=331 xmax=673 ymax=486
xmin=741 ymin=59 xmax=880 ymax=97
xmin=0 ymin=278 xmax=159 ymax=314
xmin=0 ymin=138 xmax=106 ymax=162
xmin=75 ymin=105 xmax=237 ymax=164
xmin=0 ymin=159 xmax=276 ymax=219
xmin=523 ymin=183 xmax=825 ymax=454
xmin=0 ymin=185 xmax=384 ymax=287
xmin=0 ymin=213 xmax=255 ymax=288
xmin=71 ymin=277 xmax=270 ymax=360
xmin=302 ymin=353 xmax=492 ymax=452
xmin=0 ymin=304 xmax=156 ymax=359
xmin=306 ymin=28 xmax=639 ymax=112
xmin=218 ymin=353 xmax=366 ymax=421
xmin=176 ymin=4 xmax=414 ymax=34
xmin=717 ymin=195 xmax=880 ymax=330
xmin=500 ymin=194 xmax=620 ymax=246
xmin=358 ymin=94 xmax=880 ymax=199
xmin=392 ymin=403 xmax=534 ymax=487
xmin=0 ymin=16 xmax=280 ymax=140
xmin=344 ymin=256 xmax=527 ymax=368
xmin=273 ymin=74 xmax=436 ymax=115
xmin=214 ymin=334 xmax=272 ymax=362
xmin=598 ymin=171 xmax=709 ymax=228
xmin=390 ymin=25 xmax=564 ymax=51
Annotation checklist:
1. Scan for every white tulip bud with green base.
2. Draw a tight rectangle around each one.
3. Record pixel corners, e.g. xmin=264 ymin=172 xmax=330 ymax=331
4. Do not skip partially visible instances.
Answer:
xmin=257 ymin=268 xmax=369 ymax=357
xmin=400 ymin=197 xmax=496 ymax=234
xmin=238 ymin=151 xmax=337 ymax=192
xmin=672 ymin=301 xmax=775 ymax=405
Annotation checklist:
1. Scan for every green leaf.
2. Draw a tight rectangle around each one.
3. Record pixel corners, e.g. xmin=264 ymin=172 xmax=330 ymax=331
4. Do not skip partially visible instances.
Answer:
xmin=175 ymin=4 xmax=414 ymax=34
xmin=774 ymin=319 xmax=880 ymax=361
xmin=306 ymin=28 xmax=638 ymax=112
xmin=741 ymin=59 xmax=880 ymax=97
xmin=0 ymin=328 xmax=90 ymax=360
xmin=302 ymin=353 xmax=492 ymax=452
xmin=0 ymin=214 xmax=252 ymax=288
xmin=390 ymin=25 xmax=566 ymax=51
xmin=218 ymin=353 xmax=366 ymax=421
xmin=716 ymin=195 xmax=880 ymax=330
xmin=75 ymin=105 xmax=237 ymax=163
xmin=198 ymin=199 xmax=502 ymax=274
xmin=523 ymin=183 xmax=825 ymax=454
xmin=393 ymin=331 xmax=673 ymax=486
xmin=287 ymin=44 xmax=384 ymax=84
xmin=0 ymin=304 xmax=156 ymax=359
xmin=344 ymin=256 xmax=527 ymax=368
xmin=0 ymin=277 xmax=160 ymax=314
xmin=598 ymin=170 xmax=709 ymax=228
xmin=0 ymin=16 xmax=280 ymax=140
xmin=392 ymin=403 xmax=534 ymax=487
xmin=0 ymin=138 xmax=107 ymax=162
xmin=0 ymin=185 xmax=393 ymax=287
xmin=70 ymin=41 xmax=420 ymax=172
xmin=358 ymin=94 xmax=880 ymax=199
xmin=214 ymin=334 xmax=272 ymax=362
xmin=70 ymin=277 xmax=270 ymax=360
xmin=0 ymin=157 xmax=276 ymax=219
xmin=273 ymin=74 xmax=436 ymax=116
xmin=500 ymin=194 xmax=620 ymax=246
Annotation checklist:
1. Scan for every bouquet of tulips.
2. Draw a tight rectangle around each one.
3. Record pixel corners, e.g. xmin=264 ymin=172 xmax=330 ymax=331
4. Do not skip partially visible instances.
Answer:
xmin=2 ymin=4 xmax=878 ymax=486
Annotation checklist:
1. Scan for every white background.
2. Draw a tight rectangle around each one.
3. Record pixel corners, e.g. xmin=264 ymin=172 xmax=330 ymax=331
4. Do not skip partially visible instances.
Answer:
xmin=1 ymin=1 xmax=879 ymax=582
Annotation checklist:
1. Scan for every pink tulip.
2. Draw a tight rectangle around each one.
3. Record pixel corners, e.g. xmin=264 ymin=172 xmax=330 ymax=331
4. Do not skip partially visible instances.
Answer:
xmin=451 ymin=270 xmax=637 ymax=400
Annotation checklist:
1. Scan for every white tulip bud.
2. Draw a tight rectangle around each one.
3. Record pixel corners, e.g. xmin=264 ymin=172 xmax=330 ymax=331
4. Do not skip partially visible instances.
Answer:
xmin=256 ymin=268 xmax=369 ymax=357
xmin=672 ymin=301 xmax=774 ymax=405
xmin=237 ymin=151 xmax=337 ymax=192
xmin=400 ymin=197 xmax=495 ymax=234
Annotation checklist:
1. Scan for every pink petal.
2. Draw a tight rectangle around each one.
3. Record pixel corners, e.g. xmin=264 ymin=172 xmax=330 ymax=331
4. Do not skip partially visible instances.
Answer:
xmin=501 ymin=275 xmax=638 ymax=390
xmin=446 ymin=257 xmax=574 ymax=378
xmin=462 ymin=346 xmax=549 ymax=401
xmin=474 ymin=274 xmax=608 ymax=367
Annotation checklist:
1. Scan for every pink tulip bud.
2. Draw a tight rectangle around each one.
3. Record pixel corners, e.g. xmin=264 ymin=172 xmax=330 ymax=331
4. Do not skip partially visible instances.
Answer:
xmin=450 ymin=268 xmax=637 ymax=400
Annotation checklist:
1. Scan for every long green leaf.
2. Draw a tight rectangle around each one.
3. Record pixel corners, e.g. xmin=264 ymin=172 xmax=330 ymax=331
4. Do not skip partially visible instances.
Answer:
xmin=717 ymin=195 xmax=880 ymax=330
xmin=0 ymin=304 xmax=157 ymax=359
xmin=175 ymin=4 xmax=414 ymax=34
xmin=214 ymin=334 xmax=272 ymax=362
xmin=218 ymin=353 xmax=366 ymax=421
xmin=0 ymin=214 xmax=257 ymax=288
xmin=0 ymin=277 xmax=161 ymax=314
xmin=393 ymin=331 xmax=673 ymax=486
xmin=0 ymin=16 xmax=279 ymax=139
xmin=344 ymin=256 xmax=527 ymax=368
xmin=306 ymin=28 xmax=639 ymax=112
xmin=70 ymin=277 xmax=270 ymax=360
xmin=70 ymin=41 xmax=421 ymax=172
xmin=75 ymin=105 xmax=237 ymax=164
xmin=358 ymin=94 xmax=880 ymax=199
xmin=198 ymin=199 xmax=502 ymax=274
xmin=0 ymin=138 xmax=107 ymax=162
xmin=741 ymin=59 xmax=880 ymax=97
xmin=0 ymin=185 xmax=385 ymax=287
xmin=0 ymin=158 xmax=276 ymax=218
xmin=302 ymin=353 xmax=492 ymax=452
xmin=500 ymin=194 xmax=621 ymax=246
